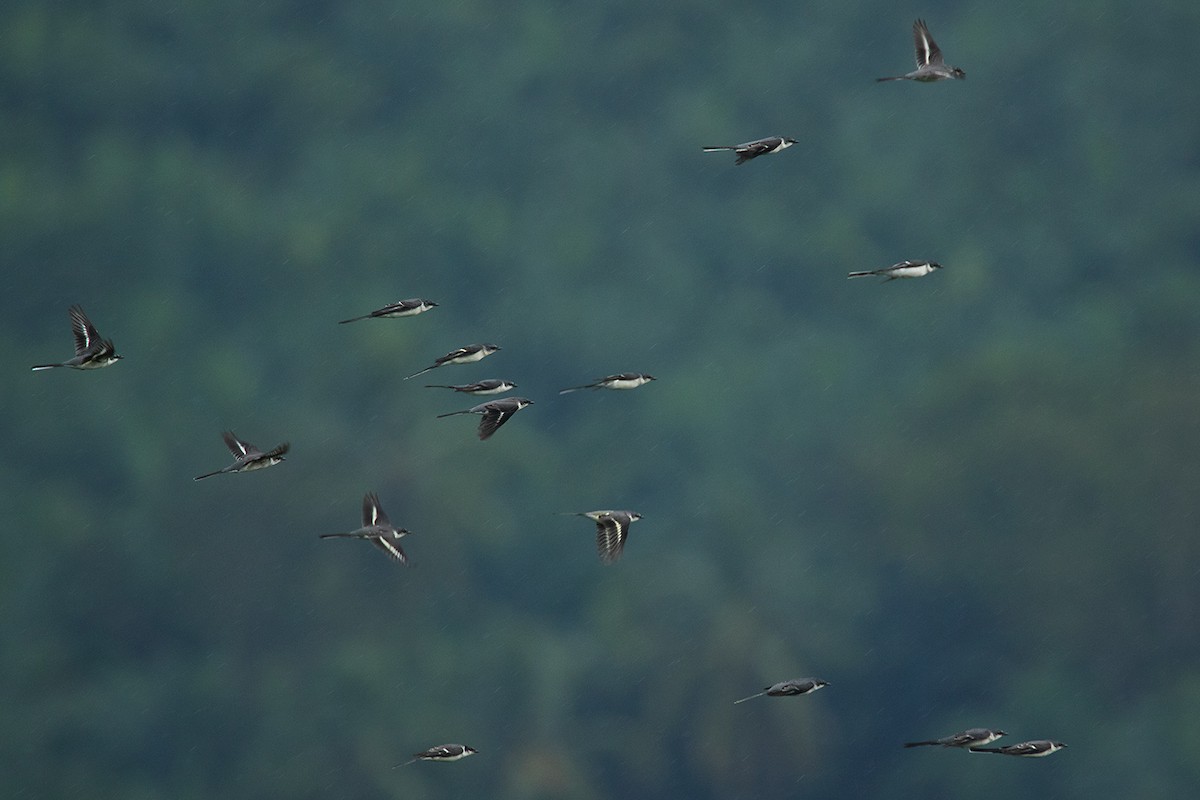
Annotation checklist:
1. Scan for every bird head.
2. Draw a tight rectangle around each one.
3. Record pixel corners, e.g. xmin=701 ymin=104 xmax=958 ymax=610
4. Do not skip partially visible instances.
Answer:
xmin=951 ymin=67 xmax=966 ymax=79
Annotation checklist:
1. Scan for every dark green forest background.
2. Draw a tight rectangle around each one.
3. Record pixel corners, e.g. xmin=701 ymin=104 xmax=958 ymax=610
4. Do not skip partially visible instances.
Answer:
xmin=3 ymin=0 xmax=1199 ymax=797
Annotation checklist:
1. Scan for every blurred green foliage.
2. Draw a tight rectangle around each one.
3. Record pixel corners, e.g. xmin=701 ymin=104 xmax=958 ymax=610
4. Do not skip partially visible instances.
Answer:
xmin=2 ymin=1 xmax=1199 ymax=797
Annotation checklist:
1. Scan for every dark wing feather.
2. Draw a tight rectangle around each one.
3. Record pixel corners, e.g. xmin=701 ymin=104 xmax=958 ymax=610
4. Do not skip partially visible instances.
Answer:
xmin=263 ymin=442 xmax=289 ymax=459
xmin=477 ymin=406 xmax=513 ymax=440
xmin=222 ymin=431 xmax=252 ymax=458
xmin=363 ymin=492 xmax=380 ymax=526
xmin=68 ymin=305 xmax=98 ymax=354
xmin=913 ymin=19 xmax=943 ymax=67
xmin=436 ymin=347 xmax=472 ymax=365
xmin=595 ymin=514 xmax=628 ymax=564
xmin=370 ymin=535 xmax=409 ymax=565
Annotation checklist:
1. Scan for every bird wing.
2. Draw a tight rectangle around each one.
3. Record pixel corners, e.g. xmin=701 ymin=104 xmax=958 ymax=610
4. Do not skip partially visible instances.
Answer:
xmin=436 ymin=346 xmax=473 ymax=365
xmin=68 ymin=305 xmax=100 ymax=355
xmin=222 ymin=431 xmax=254 ymax=458
xmin=363 ymin=492 xmax=387 ymax=527
xmin=595 ymin=513 xmax=628 ymax=564
xmin=739 ymin=139 xmax=775 ymax=157
xmin=370 ymin=535 xmax=409 ymax=565
xmin=913 ymin=19 xmax=943 ymax=67
xmin=477 ymin=403 xmax=515 ymax=440
xmin=418 ymin=744 xmax=459 ymax=758
xmin=262 ymin=442 xmax=289 ymax=460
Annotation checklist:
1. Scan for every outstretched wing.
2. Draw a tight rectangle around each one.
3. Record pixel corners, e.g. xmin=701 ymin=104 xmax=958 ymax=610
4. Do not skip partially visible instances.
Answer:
xmin=222 ymin=431 xmax=254 ymax=458
xmin=595 ymin=513 xmax=629 ymax=564
xmin=913 ymin=19 xmax=943 ymax=67
xmin=68 ymin=305 xmax=100 ymax=355
xmin=363 ymin=492 xmax=391 ymax=527
xmin=370 ymin=535 xmax=409 ymax=565
xmin=477 ymin=404 xmax=515 ymax=440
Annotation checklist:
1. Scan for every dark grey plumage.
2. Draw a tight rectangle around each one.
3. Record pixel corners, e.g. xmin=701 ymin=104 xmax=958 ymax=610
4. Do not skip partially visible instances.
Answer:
xmin=194 ymin=431 xmax=289 ymax=480
xmin=559 ymin=373 xmax=656 ymax=394
xmin=702 ymin=136 xmax=797 ymax=165
xmin=404 ymin=343 xmax=500 ymax=380
xmin=31 ymin=305 xmax=122 ymax=371
xmin=877 ymin=19 xmax=965 ymax=82
xmin=970 ymin=740 xmax=1068 ymax=757
xmin=319 ymin=492 xmax=412 ymax=565
xmin=905 ymin=728 xmax=1006 ymax=749
xmin=424 ymin=379 xmax=517 ymax=395
xmin=562 ymin=511 xmax=643 ymax=564
xmin=436 ymin=396 xmax=533 ymax=440
xmin=733 ymin=678 xmax=829 ymax=704
xmin=395 ymin=743 xmax=479 ymax=767
xmin=848 ymin=260 xmax=942 ymax=281
xmin=338 ymin=298 xmax=437 ymax=324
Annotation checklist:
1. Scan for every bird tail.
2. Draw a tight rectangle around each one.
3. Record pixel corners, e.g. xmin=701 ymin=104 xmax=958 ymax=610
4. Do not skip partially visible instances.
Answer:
xmin=558 ymin=385 xmax=592 ymax=395
xmin=403 ymin=365 xmax=436 ymax=380
xmin=30 ymin=363 xmax=63 ymax=371
xmin=876 ymin=76 xmax=906 ymax=82
xmin=701 ymin=146 xmax=735 ymax=152
xmin=424 ymin=384 xmax=455 ymax=390
xmin=391 ymin=758 xmax=419 ymax=769
xmin=338 ymin=314 xmax=371 ymax=324
xmin=318 ymin=532 xmax=364 ymax=539
xmin=847 ymin=271 xmax=876 ymax=278
xmin=967 ymin=747 xmax=1002 ymax=753
xmin=436 ymin=410 xmax=470 ymax=418
xmin=733 ymin=691 xmax=766 ymax=705
xmin=193 ymin=469 xmax=224 ymax=481
xmin=903 ymin=741 xmax=939 ymax=748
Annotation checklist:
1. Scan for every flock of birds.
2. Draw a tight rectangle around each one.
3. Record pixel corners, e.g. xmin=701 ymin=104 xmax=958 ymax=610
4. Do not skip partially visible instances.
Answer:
xmin=29 ymin=17 xmax=1068 ymax=772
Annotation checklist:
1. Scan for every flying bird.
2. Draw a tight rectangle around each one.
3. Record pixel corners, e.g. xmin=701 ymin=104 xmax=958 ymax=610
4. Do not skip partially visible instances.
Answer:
xmin=877 ymin=19 xmax=965 ymax=82
xmin=848 ymin=260 xmax=942 ymax=281
xmin=319 ymin=492 xmax=412 ymax=565
xmin=194 ymin=431 xmax=289 ymax=480
xmin=970 ymin=740 xmax=1068 ymax=757
xmin=437 ymin=396 xmax=534 ymax=440
xmin=702 ymin=136 xmax=797 ymax=165
xmin=905 ymin=728 xmax=1007 ymax=749
xmin=733 ymin=678 xmax=829 ymax=704
xmin=425 ymin=379 xmax=517 ymax=395
xmin=395 ymin=743 xmax=479 ymax=767
xmin=559 ymin=373 xmax=655 ymax=394
xmin=31 ymin=304 xmax=122 ymax=371
xmin=404 ymin=343 xmax=500 ymax=380
xmin=562 ymin=510 xmax=643 ymax=565
xmin=338 ymin=298 xmax=437 ymax=324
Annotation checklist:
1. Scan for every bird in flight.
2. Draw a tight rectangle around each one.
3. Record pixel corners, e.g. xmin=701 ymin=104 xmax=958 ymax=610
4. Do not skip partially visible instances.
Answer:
xmin=877 ymin=19 xmax=965 ymax=82
xmin=733 ymin=678 xmax=829 ymax=704
xmin=405 ymin=343 xmax=500 ymax=380
xmin=970 ymin=740 xmax=1068 ymax=757
xmin=194 ymin=431 xmax=289 ymax=480
xmin=32 ymin=304 xmax=122 ymax=371
xmin=395 ymin=743 xmax=479 ymax=767
xmin=904 ymin=728 xmax=1007 ymax=749
xmin=425 ymin=379 xmax=517 ymax=395
xmin=702 ymin=136 xmax=797 ymax=165
xmin=319 ymin=492 xmax=412 ymax=565
xmin=338 ymin=298 xmax=437 ymax=324
xmin=437 ymin=396 xmax=534 ymax=440
xmin=562 ymin=510 xmax=643 ymax=565
xmin=559 ymin=373 xmax=655 ymax=394
xmin=848 ymin=260 xmax=942 ymax=281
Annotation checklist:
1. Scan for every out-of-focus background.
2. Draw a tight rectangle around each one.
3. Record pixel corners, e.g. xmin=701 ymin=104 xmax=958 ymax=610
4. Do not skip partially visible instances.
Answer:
xmin=3 ymin=1 xmax=1199 ymax=797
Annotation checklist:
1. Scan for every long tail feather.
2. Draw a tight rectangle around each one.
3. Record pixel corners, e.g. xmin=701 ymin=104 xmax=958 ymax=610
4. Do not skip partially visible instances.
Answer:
xmin=404 ymin=365 xmax=436 ymax=380
xmin=733 ymin=691 xmax=766 ymax=705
